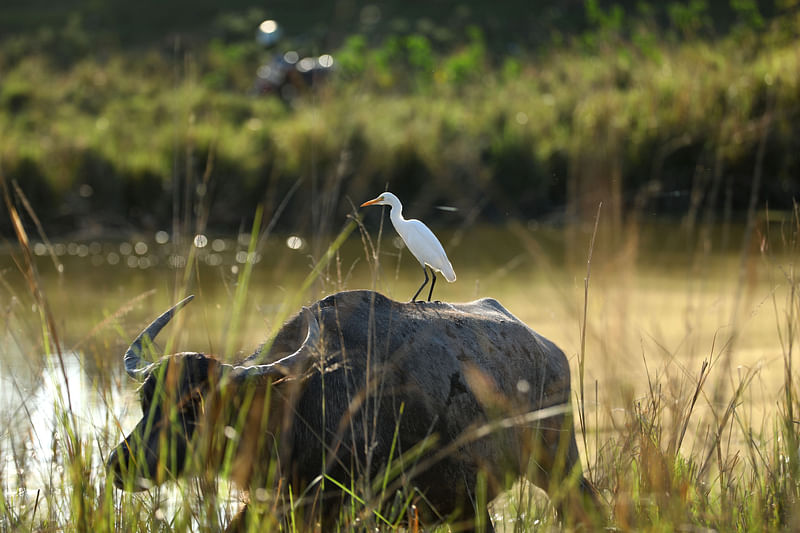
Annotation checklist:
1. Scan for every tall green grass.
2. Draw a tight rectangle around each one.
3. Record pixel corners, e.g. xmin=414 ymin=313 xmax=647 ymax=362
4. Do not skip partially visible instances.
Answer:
xmin=2 ymin=141 xmax=800 ymax=533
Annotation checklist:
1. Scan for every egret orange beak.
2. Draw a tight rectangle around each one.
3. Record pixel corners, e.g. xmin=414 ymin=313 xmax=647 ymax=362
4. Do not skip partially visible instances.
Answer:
xmin=360 ymin=196 xmax=384 ymax=207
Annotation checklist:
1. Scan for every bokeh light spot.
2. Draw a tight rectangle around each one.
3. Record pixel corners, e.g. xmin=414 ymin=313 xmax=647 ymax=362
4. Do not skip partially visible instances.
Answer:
xmin=286 ymin=235 xmax=304 ymax=250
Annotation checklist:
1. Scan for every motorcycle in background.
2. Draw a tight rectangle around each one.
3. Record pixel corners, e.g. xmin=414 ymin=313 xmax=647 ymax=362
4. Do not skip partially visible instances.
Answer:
xmin=253 ymin=19 xmax=335 ymax=103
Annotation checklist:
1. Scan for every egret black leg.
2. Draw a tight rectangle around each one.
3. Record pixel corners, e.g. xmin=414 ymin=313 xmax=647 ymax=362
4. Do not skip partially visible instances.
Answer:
xmin=411 ymin=266 xmax=429 ymax=302
xmin=427 ymin=270 xmax=437 ymax=301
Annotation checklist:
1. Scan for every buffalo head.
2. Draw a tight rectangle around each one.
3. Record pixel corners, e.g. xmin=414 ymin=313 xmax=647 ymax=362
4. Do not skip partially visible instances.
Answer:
xmin=106 ymin=296 xmax=319 ymax=491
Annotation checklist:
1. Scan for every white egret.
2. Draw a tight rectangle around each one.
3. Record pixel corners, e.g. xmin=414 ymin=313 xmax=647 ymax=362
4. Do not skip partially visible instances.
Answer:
xmin=360 ymin=192 xmax=456 ymax=302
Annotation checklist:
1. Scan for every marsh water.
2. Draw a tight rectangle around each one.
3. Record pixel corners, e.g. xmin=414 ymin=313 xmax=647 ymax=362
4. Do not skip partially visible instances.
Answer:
xmin=0 ymin=221 xmax=795 ymax=524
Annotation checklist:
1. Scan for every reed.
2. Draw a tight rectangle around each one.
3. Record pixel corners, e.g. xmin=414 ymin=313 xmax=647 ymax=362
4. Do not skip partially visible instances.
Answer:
xmin=1 ymin=163 xmax=799 ymax=531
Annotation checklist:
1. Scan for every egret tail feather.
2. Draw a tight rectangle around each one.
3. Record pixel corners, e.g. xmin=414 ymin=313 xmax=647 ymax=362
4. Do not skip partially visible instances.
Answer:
xmin=442 ymin=264 xmax=456 ymax=283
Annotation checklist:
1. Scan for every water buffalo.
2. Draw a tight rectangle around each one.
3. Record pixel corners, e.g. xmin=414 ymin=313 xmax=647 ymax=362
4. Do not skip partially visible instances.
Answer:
xmin=107 ymin=290 xmax=601 ymax=531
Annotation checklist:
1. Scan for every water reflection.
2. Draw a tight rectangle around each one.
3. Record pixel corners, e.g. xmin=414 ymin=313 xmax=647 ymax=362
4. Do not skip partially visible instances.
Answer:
xmin=28 ymin=234 xmax=265 ymax=271
xmin=0 ymin=222 xmax=795 ymax=529
xmin=0 ymin=350 xmax=136 ymax=490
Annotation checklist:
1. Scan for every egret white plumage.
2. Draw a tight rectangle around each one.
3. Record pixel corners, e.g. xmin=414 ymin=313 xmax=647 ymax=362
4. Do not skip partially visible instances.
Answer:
xmin=360 ymin=192 xmax=456 ymax=302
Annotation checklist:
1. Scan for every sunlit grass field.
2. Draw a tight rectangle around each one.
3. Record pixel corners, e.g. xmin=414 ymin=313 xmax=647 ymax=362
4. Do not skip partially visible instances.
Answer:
xmin=3 ymin=9 xmax=800 ymax=234
xmin=2 ymin=3 xmax=800 ymax=530
xmin=1 ymin=204 xmax=798 ymax=531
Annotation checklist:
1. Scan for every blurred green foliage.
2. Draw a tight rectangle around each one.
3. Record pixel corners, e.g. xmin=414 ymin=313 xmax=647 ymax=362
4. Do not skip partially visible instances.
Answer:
xmin=0 ymin=1 xmax=798 ymax=235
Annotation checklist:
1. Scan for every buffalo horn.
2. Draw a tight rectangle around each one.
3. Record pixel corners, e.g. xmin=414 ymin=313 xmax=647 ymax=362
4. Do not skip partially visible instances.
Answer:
xmin=124 ymin=295 xmax=195 ymax=380
xmin=228 ymin=307 xmax=320 ymax=382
